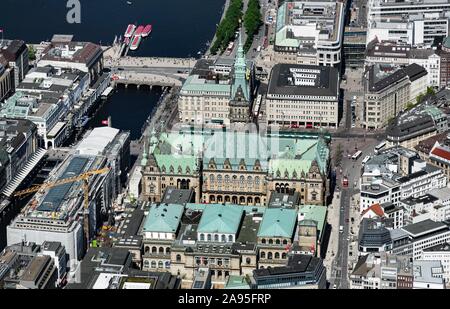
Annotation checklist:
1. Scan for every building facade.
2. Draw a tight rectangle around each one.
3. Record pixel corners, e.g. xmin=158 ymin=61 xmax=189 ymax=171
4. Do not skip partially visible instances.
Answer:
xmin=141 ymin=129 xmax=330 ymax=207
xmin=266 ymin=64 xmax=339 ymax=129
xmin=273 ymin=1 xmax=345 ymax=67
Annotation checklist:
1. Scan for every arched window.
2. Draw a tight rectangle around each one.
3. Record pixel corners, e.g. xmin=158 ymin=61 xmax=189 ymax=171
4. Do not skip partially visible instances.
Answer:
xmin=247 ymin=176 xmax=253 ymax=188
xmin=275 ymin=252 xmax=280 ymax=259
xmin=166 ymin=247 xmax=170 ymax=254
xmin=262 ymin=238 xmax=266 ymax=244
xmin=246 ymin=257 xmax=251 ymax=265
xmin=261 ymin=252 xmax=266 ymax=259
xmin=276 ymin=239 xmax=281 ymax=245
xmin=176 ymin=254 xmax=181 ymax=262
xmin=228 ymin=235 xmax=233 ymax=242
xmin=255 ymin=176 xmax=260 ymax=186
xmin=240 ymin=176 xmax=245 ymax=188
xmin=268 ymin=252 xmax=273 ymax=259
xmin=209 ymin=174 xmax=215 ymax=184
xmin=145 ymin=246 xmax=150 ymax=253
xmin=225 ymin=175 xmax=230 ymax=185
xmin=158 ymin=261 xmax=164 ymax=268
xmin=282 ymin=239 xmax=288 ymax=245
xmin=200 ymin=233 xmax=205 ymax=241
xmin=214 ymin=234 xmax=219 ymax=242
xmin=282 ymin=253 xmax=287 ymax=259
xmin=152 ymin=246 xmax=157 ymax=253
xmin=232 ymin=175 xmax=237 ymax=185
xmin=151 ymin=261 xmax=156 ymax=268
xmin=269 ymin=239 xmax=273 ymax=245
xmin=165 ymin=261 xmax=170 ymax=269
xmin=144 ymin=260 xmax=150 ymax=267
xmin=221 ymin=235 xmax=226 ymax=242
xmin=217 ymin=175 xmax=223 ymax=186
xmin=207 ymin=234 xmax=212 ymax=241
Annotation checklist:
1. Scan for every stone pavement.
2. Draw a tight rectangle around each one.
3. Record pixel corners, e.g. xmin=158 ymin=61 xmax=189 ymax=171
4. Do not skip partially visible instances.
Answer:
xmin=324 ymin=191 xmax=341 ymax=281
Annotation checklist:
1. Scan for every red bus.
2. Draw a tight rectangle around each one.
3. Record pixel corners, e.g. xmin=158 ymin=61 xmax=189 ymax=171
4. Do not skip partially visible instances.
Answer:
xmin=342 ymin=176 xmax=349 ymax=188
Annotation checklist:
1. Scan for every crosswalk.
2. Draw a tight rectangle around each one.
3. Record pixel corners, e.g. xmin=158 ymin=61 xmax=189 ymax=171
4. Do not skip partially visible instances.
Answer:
xmin=2 ymin=148 xmax=47 ymax=198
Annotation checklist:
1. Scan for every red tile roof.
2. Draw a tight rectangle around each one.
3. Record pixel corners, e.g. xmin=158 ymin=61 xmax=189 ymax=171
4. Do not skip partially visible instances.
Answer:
xmin=431 ymin=146 xmax=450 ymax=161
xmin=361 ymin=203 xmax=385 ymax=217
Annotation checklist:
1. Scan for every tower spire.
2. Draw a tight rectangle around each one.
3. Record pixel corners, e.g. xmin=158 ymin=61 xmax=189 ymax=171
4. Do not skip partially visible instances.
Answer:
xmin=232 ymin=30 xmax=250 ymax=101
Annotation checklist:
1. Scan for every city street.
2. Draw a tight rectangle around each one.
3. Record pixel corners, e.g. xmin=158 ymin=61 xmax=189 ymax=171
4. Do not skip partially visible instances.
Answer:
xmin=328 ymin=137 xmax=380 ymax=288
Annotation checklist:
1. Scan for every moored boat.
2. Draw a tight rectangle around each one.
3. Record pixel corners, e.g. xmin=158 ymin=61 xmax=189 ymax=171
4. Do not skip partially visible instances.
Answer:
xmin=129 ymin=35 xmax=141 ymax=50
xmin=124 ymin=24 xmax=136 ymax=38
xmin=142 ymin=24 xmax=152 ymax=37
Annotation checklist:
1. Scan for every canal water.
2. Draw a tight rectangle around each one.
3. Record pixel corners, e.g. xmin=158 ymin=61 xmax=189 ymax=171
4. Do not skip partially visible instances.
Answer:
xmin=1 ymin=0 xmax=225 ymax=138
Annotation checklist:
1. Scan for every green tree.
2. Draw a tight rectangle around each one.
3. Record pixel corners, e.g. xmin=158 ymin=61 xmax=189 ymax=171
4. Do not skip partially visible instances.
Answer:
xmin=334 ymin=143 xmax=343 ymax=167
xmin=416 ymin=93 xmax=425 ymax=105
xmin=243 ymin=0 xmax=263 ymax=53
xmin=426 ymin=86 xmax=436 ymax=96
xmin=210 ymin=0 xmax=243 ymax=55
xmin=28 ymin=45 xmax=36 ymax=61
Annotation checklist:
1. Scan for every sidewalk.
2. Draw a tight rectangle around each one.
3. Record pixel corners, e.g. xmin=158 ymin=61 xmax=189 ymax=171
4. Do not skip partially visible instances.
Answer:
xmin=347 ymin=192 xmax=361 ymax=268
xmin=324 ymin=191 xmax=341 ymax=280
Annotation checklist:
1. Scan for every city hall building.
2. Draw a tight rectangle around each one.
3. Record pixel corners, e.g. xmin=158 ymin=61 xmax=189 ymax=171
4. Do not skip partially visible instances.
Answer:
xmin=140 ymin=128 xmax=330 ymax=207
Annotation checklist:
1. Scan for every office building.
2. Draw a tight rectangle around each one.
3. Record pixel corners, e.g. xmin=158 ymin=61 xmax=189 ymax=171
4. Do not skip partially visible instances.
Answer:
xmin=350 ymin=252 xmax=413 ymax=289
xmin=0 ymin=39 xmax=29 ymax=89
xmin=360 ymin=147 xmax=447 ymax=212
xmin=413 ymin=260 xmax=445 ymax=289
xmin=266 ymin=64 xmax=339 ymax=129
xmin=367 ymin=0 xmax=450 ymax=47
xmin=178 ymin=37 xmax=253 ymax=125
xmin=273 ymin=0 xmax=345 ymax=67
xmin=365 ymin=40 xmax=441 ymax=87
xmin=386 ymin=105 xmax=448 ymax=150
xmin=250 ymin=254 xmax=326 ymax=289
xmin=363 ymin=63 xmax=428 ymax=129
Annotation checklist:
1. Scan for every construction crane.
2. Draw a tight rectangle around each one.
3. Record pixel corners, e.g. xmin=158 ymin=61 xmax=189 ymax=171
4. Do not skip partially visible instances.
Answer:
xmin=13 ymin=167 xmax=110 ymax=248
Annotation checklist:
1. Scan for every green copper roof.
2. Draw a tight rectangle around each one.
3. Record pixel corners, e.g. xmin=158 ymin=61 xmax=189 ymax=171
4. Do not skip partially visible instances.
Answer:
xmin=143 ymin=203 xmax=184 ymax=233
xmin=197 ymin=204 xmax=244 ymax=234
xmin=443 ymin=36 xmax=450 ymax=49
xmin=186 ymin=203 xmax=267 ymax=214
xmin=181 ymin=75 xmax=231 ymax=94
xmin=148 ymin=129 xmax=329 ymax=176
xmin=298 ymin=205 xmax=327 ymax=239
xmin=257 ymin=208 xmax=297 ymax=238
xmin=269 ymin=159 xmax=312 ymax=178
xmin=231 ymin=33 xmax=250 ymax=101
xmin=225 ymin=275 xmax=250 ymax=289
xmin=154 ymin=154 xmax=198 ymax=174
